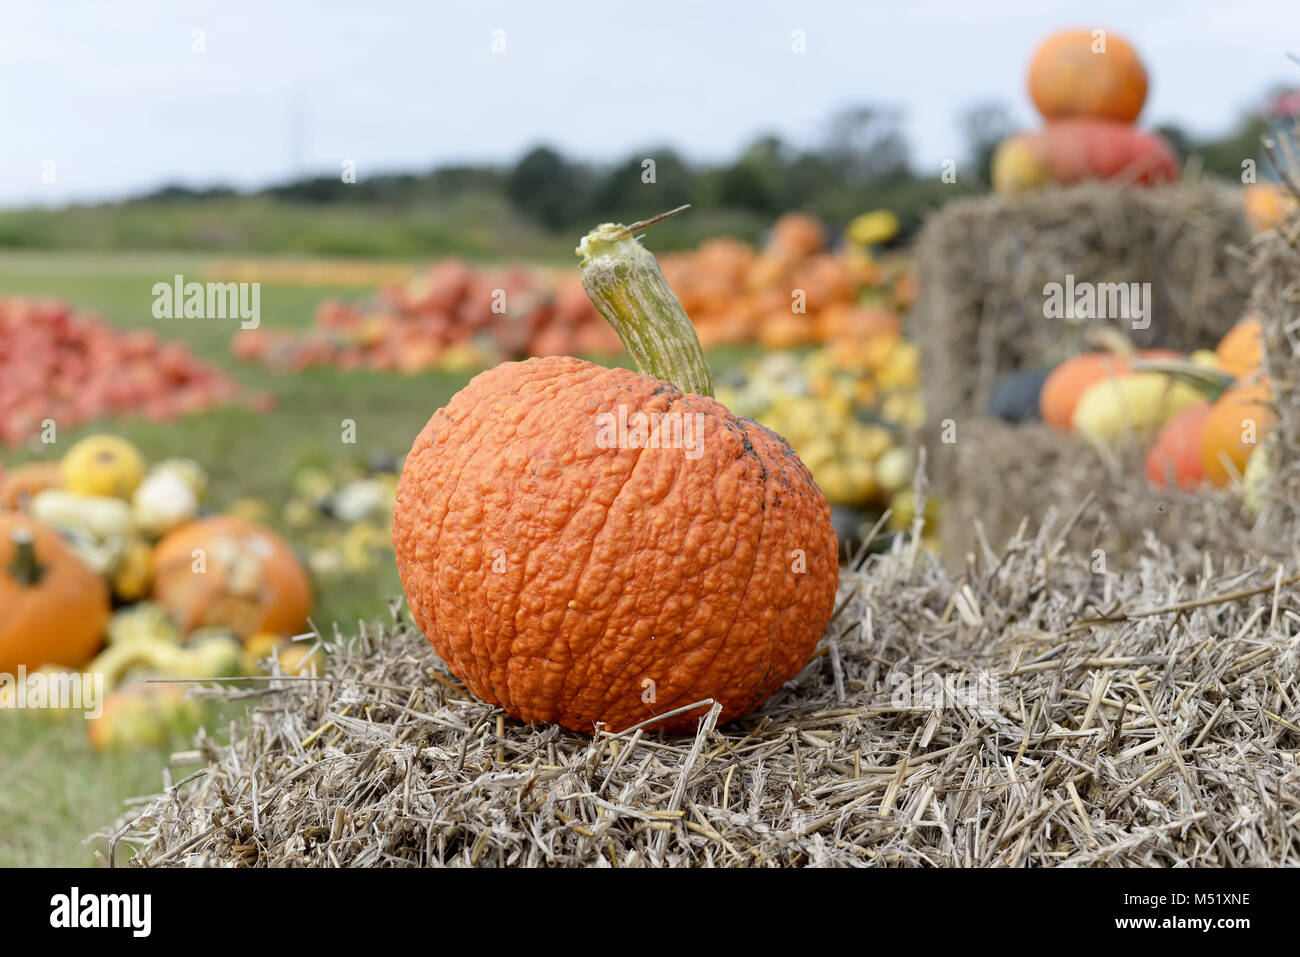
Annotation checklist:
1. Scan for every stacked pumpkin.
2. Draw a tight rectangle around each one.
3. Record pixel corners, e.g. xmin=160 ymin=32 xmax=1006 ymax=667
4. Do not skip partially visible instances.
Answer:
xmin=0 ymin=297 xmax=256 ymax=447
xmin=992 ymin=30 xmax=1179 ymax=196
xmin=0 ymin=435 xmax=315 ymax=749
xmin=992 ymin=316 xmax=1273 ymax=497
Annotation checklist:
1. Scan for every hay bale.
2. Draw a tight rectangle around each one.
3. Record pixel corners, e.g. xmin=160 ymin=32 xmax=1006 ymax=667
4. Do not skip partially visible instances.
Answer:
xmin=930 ymin=195 xmax=1300 ymax=571
xmin=94 ymin=191 xmax=1300 ymax=870
xmin=1244 ymin=209 xmax=1300 ymax=525
xmin=97 ymin=522 xmax=1300 ymax=868
xmin=914 ymin=182 xmax=1253 ymax=422
xmin=931 ymin=419 xmax=1254 ymax=572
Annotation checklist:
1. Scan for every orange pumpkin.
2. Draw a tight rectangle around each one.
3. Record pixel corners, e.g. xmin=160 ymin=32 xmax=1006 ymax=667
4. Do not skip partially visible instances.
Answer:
xmin=1145 ymin=401 xmax=1210 ymax=490
xmin=1214 ymin=315 xmax=1263 ymax=379
xmin=1243 ymin=183 xmax=1297 ymax=233
xmin=1039 ymin=350 xmax=1177 ymax=432
xmin=815 ymin=303 xmax=901 ymax=342
xmin=758 ymin=311 xmax=816 ymax=350
xmin=0 ymin=514 xmax=109 ymax=673
xmin=151 ymin=516 xmax=313 ymax=641
xmin=393 ymin=211 xmax=838 ymax=735
xmin=767 ymin=212 xmax=826 ymax=258
xmin=0 ymin=462 xmax=63 ymax=511
xmin=1028 ymin=29 xmax=1149 ymax=123
xmin=789 ymin=254 xmax=854 ymax=314
xmin=1201 ymin=378 xmax=1276 ymax=486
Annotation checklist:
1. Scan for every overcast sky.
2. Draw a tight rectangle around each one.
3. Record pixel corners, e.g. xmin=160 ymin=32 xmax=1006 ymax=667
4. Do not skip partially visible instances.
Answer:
xmin=2 ymin=0 xmax=1297 ymax=207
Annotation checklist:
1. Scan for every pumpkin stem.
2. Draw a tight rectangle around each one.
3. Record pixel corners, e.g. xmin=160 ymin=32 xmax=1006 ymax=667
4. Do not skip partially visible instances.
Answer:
xmin=1129 ymin=358 xmax=1237 ymax=402
xmin=8 ymin=528 xmax=45 ymax=586
xmin=576 ymin=205 xmax=714 ymax=398
xmin=1085 ymin=327 xmax=1136 ymax=359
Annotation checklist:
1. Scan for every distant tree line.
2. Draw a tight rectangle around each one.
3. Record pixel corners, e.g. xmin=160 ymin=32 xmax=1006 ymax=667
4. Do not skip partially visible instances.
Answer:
xmin=131 ymin=104 xmax=1277 ymax=243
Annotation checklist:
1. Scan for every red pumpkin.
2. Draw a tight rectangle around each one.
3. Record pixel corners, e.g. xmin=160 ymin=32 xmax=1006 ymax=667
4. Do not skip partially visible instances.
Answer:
xmin=993 ymin=120 xmax=1179 ymax=196
xmin=1145 ymin=401 xmax=1210 ymax=490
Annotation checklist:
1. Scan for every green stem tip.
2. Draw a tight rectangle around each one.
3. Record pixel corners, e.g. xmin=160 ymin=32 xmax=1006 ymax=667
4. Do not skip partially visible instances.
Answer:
xmin=577 ymin=205 xmax=714 ymax=398
xmin=1129 ymin=359 xmax=1238 ymax=402
xmin=8 ymin=529 xmax=45 ymax=587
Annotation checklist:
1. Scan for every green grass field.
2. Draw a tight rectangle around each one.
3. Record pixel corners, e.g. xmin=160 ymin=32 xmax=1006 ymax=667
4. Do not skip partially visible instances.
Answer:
xmin=0 ymin=250 xmax=757 ymax=866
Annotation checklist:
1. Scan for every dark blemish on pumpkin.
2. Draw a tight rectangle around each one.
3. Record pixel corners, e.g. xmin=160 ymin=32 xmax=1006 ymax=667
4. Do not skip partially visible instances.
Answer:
xmin=732 ymin=418 xmax=769 ymax=484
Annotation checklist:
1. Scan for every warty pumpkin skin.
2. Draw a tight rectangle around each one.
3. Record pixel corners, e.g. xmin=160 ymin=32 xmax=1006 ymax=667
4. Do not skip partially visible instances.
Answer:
xmin=394 ymin=356 xmax=838 ymax=734
xmin=0 ymin=514 xmax=110 ymax=673
xmin=395 ymin=210 xmax=839 ymax=735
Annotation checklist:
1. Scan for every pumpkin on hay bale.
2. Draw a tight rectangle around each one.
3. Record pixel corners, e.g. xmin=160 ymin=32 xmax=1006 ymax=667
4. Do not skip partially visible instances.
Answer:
xmin=92 ymin=198 xmax=1300 ymax=870
xmin=97 ymin=509 xmax=1300 ymax=867
xmin=392 ymin=207 xmax=839 ymax=735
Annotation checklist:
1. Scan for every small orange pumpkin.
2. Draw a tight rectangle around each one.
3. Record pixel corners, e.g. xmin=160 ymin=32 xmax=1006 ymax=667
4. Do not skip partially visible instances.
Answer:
xmin=1028 ymin=29 xmax=1149 ymax=123
xmin=1214 ymin=315 xmax=1263 ymax=379
xmin=767 ymin=212 xmax=826 ymax=259
xmin=0 ymin=462 xmax=63 ymax=511
xmin=1243 ymin=183 xmax=1297 ymax=233
xmin=0 ymin=514 xmax=110 ymax=673
xmin=1201 ymin=378 xmax=1276 ymax=487
xmin=151 ymin=516 xmax=313 ymax=641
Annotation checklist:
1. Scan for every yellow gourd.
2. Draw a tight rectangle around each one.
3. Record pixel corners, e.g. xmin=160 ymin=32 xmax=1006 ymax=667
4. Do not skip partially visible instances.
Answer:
xmin=1072 ymin=373 xmax=1205 ymax=444
xmin=60 ymin=435 xmax=147 ymax=499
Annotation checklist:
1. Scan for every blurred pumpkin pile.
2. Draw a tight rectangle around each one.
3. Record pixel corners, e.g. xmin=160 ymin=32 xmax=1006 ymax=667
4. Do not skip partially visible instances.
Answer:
xmin=715 ymin=334 xmax=932 ymax=545
xmin=992 ymin=30 xmax=1179 ymax=196
xmin=658 ymin=210 xmax=914 ymax=350
xmin=232 ymin=260 xmax=621 ymax=374
xmin=0 ymin=434 xmax=316 ymax=749
xmin=990 ymin=315 xmax=1276 ymax=507
xmin=0 ymin=297 xmax=255 ymax=447
xmin=231 ymin=210 xmax=915 ymax=374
